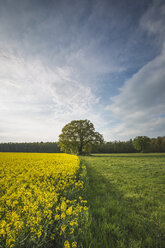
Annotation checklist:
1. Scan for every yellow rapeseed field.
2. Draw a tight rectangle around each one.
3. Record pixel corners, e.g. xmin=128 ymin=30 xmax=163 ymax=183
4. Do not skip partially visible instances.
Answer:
xmin=0 ymin=153 xmax=88 ymax=248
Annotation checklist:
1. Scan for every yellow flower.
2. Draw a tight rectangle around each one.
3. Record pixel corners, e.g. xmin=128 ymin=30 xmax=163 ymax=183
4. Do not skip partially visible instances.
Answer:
xmin=69 ymin=219 xmax=78 ymax=226
xmin=61 ymin=225 xmax=66 ymax=233
xmin=55 ymin=214 xmax=60 ymax=221
xmin=84 ymin=206 xmax=88 ymax=211
xmin=36 ymin=229 xmax=42 ymax=238
xmin=0 ymin=228 xmax=6 ymax=236
xmin=56 ymin=206 xmax=60 ymax=211
xmin=72 ymin=241 xmax=77 ymax=247
xmin=64 ymin=240 xmax=70 ymax=248
xmin=61 ymin=200 xmax=67 ymax=211
xmin=66 ymin=206 xmax=72 ymax=215
xmin=0 ymin=152 xmax=89 ymax=247
xmin=61 ymin=212 xmax=66 ymax=219
xmin=50 ymin=234 xmax=55 ymax=240
xmin=70 ymin=228 xmax=74 ymax=234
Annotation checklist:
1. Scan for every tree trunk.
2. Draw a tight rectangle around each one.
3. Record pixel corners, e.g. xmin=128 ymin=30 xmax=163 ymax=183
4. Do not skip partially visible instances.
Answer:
xmin=78 ymin=143 xmax=83 ymax=155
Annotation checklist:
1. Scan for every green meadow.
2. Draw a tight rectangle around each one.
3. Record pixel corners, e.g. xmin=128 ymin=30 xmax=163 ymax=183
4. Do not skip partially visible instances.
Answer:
xmin=81 ymin=153 xmax=165 ymax=248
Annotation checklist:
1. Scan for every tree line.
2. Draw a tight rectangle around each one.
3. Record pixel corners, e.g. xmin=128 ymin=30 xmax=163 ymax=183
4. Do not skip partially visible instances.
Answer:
xmin=57 ymin=120 xmax=165 ymax=154
xmin=0 ymin=136 xmax=165 ymax=153
xmin=0 ymin=119 xmax=164 ymax=154
xmin=93 ymin=136 xmax=165 ymax=153
xmin=92 ymin=139 xmax=136 ymax=153
xmin=0 ymin=142 xmax=61 ymax=153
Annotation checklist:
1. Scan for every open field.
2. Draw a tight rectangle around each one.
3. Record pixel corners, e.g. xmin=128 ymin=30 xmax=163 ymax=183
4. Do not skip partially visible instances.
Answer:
xmin=0 ymin=153 xmax=88 ymax=248
xmin=81 ymin=153 xmax=165 ymax=248
xmin=1 ymin=153 xmax=165 ymax=248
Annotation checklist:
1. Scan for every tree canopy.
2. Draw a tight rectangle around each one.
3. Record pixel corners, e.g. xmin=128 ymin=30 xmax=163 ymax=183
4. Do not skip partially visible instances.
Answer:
xmin=133 ymin=136 xmax=150 ymax=152
xmin=58 ymin=120 xmax=104 ymax=155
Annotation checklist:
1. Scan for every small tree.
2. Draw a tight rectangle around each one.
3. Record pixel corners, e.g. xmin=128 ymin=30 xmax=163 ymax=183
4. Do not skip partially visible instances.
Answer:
xmin=58 ymin=120 xmax=104 ymax=155
xmin=133 ymin=136 xmax=150 ymax=152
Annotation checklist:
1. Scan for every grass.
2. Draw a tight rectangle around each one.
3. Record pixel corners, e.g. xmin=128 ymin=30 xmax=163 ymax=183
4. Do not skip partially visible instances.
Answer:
xmin=80 ymin=153 xmax=165 ymax=248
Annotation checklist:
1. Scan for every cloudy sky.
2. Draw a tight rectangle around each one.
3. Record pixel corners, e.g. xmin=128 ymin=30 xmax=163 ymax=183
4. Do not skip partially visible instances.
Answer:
xmin=0 ymin=0 xmax=165 ymax=142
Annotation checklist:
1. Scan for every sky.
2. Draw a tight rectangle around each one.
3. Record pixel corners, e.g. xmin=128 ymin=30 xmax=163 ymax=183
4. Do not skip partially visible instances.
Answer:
xmin=0 ymin=0 xmax=165 ymax=142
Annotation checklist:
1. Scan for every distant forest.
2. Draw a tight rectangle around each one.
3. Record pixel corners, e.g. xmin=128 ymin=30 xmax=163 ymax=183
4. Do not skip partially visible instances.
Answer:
xmin=93 ymin=136 xmax=165 ymax=153
xmin=0 ymin=136 xmax=165 ymax=153
xmin=0 ymin=142 xmax=61 ymax=153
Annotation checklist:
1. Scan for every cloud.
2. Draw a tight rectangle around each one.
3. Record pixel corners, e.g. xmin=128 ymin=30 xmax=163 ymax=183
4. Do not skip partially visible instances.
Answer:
xmin=105 ymin=1 xmax=165 ymax=140
xmin=0 ymin=0 xmax=165 ymax=142
xmin=0 ymin=0 xmax=128 ymax=142
xmin=0 ymin=49 xmax=101 ymax=142
xmin=140 ymin=0 xmax=165 ymax=45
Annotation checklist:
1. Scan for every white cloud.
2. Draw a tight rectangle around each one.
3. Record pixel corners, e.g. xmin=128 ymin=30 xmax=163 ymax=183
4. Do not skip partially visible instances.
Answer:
xmin=105 ymin=1 xmax=165 ymax=140
xmin=0 ymin=49 xmax=101 ymax=142
xmin=1 ymin=0 xmax=165 ymax=142
xmin=105 ymin=49 xmax=165 ymax=140
xmin=0 ymin=1 xmax=115 ymax=142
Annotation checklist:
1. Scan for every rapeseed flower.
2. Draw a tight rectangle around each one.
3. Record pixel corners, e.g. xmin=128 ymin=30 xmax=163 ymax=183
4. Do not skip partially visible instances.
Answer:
xmin=0 ymin=153 xmax=88 ymax=248
xmin=72 ymin=241 xmax=77 ymax=247
xmin=66 ymin=206 xmax=72 ymax=215
xmin=64 ymin=240 xmax=70 ymax=248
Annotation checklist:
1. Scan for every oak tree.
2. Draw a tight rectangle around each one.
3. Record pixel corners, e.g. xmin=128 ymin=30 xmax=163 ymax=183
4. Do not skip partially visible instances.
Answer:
xmin=133 ymin=136 xmax=150 ymax=152
xmin=58 ymin=120 xmax=104 ymax=155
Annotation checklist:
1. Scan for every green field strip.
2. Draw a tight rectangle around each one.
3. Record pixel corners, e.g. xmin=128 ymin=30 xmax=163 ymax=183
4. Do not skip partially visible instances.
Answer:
xmin=81 ymin=154 xmax=165 ymax=248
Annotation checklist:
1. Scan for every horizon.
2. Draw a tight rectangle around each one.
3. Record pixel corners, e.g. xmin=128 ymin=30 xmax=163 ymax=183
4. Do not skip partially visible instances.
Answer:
xmin=0 ymin=134 xmax=164 ymax=144
xmin=0 ymin=0 xmax=165 ymax=142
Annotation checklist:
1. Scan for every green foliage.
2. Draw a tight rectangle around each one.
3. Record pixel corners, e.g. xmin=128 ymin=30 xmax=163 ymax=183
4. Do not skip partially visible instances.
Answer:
xmin=0 ymin=142 xmax=61 ymax=153
xmin=133 ymin=136 xmax=150 ymax=152
xmin=81 ymin=153 xmax=165 ymax=248
xmin=148 ymin=136 xmax=165 ymax=152
xmin=92 ymin=139 xmax=136 ymax=153
xmin=58 ymin=120 xmax=104 ymax=155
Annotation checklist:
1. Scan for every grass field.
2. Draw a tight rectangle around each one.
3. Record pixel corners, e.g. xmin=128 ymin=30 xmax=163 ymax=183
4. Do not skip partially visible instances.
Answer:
xmin=81 ymin=153 xmax=165 ymax=248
